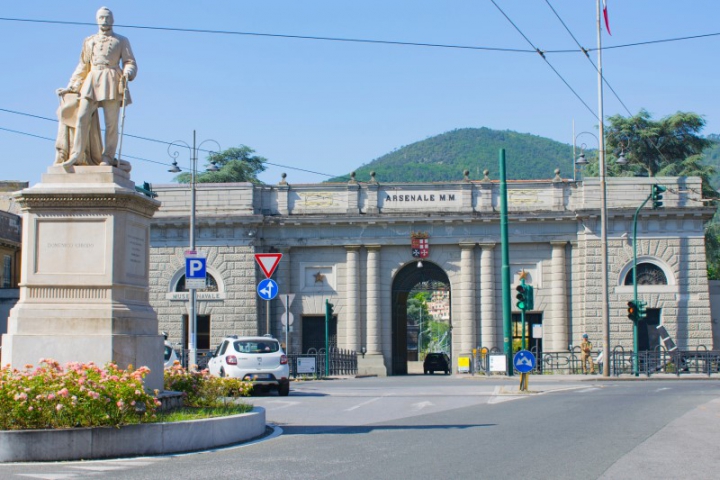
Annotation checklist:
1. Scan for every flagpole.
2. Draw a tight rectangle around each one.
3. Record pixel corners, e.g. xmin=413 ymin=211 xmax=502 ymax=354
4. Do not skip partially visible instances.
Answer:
xmin=597 ymin=0 xmax=610 ymax=377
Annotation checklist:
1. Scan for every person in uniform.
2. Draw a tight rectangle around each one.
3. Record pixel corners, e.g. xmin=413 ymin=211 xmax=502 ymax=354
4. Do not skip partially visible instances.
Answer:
xmin=56 ymin=7 xmax=136 ymax=169
xmin=580 ymin=333 xmax=595 ymax=374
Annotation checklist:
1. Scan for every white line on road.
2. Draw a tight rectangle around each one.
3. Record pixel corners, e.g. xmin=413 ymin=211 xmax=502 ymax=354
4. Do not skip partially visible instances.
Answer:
xmin=265 ymin=400 xmax=300 ymax=410
xmin=412 ymin=401 xmax=434 ymax=411
xmin=576 ymin=387 xmax=600 ymax=393
xmin=346 ymin=396 xmax=382 ymax=411
xmin=655 ymin=387 xmax=671 ymax=392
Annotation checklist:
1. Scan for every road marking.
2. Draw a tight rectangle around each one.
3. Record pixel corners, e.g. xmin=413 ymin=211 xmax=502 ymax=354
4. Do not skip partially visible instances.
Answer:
xmin=655 ymin=387 xmax=671 ymax=392
xmin=346 ymin=396 xmax=381 ymax=411
xmin=576 ymin=387 xmax=600 ymax=393
xmin=16 ymin=475 xmax=79 ymax=479
xmin=412 ymin=401 xmax=434 ymax=411
xmin=265 ymin=400 xmax=300 ymax=410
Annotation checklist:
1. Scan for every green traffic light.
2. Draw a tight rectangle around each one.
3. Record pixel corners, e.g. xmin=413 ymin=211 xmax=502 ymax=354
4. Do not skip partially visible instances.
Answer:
xmin=652 ymin=184 xmax=666 ymax=209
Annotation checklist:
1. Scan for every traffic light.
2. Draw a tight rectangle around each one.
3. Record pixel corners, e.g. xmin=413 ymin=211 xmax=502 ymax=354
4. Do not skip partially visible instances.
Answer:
xmin=525 ymin=285 xmax=534 ymax=310
xmin=516 ymin=284 xmax=528 ymax=311
xmin=627 ymin=300 xmax=638 ymax=321
xmin=325 ymin=299 xmax=334 ymax=320
xmin=637 ymin=300 xmax=647 ymax=321
xmin=652 ymin=184 xmax=666 ymax=209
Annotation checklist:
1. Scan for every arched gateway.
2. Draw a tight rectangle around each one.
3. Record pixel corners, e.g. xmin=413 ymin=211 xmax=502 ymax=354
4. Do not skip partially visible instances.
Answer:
xmin=391 ymin=261 xmax=451 ymax=375
xmin=148 ymin=175 xmax=714 ymax=376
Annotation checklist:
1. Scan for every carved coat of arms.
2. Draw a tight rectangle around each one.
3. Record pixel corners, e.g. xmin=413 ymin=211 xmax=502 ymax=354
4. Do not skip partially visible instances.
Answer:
xmin=411 ymin=232 xmax=429 ymax=259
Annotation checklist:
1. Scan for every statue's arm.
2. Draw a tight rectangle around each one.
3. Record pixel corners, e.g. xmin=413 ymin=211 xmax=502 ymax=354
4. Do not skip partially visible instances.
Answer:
xmin=121 ymin=37 xmax=137 ymax=81
xmin=66 ymin=37 xmax=92 ymax=92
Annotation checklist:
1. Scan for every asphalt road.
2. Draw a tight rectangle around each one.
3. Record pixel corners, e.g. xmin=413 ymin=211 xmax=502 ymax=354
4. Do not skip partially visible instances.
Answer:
xmin=2 ymin=375 xmax=720 ymax=479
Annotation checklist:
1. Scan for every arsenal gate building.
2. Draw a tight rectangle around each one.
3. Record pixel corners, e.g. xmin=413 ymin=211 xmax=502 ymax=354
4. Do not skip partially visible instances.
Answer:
xmin=148 ymin=172 xmax=716 ymax=375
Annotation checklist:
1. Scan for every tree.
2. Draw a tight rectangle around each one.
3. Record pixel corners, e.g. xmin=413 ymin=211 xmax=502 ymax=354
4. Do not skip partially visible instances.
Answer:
xmin=174 ymin=146 xmax=267 ymax=184
xmin=604 ymin=109 xmax=711 ymax=178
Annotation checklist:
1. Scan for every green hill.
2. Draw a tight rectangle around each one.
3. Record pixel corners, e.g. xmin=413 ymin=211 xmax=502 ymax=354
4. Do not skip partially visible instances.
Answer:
xmin=328 ymin=128 xmax=577 ymax=183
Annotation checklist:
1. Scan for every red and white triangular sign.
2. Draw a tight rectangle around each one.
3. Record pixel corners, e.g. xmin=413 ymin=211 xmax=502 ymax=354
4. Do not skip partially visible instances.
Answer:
xmin=254 ymin=253 xmax=283 ymax=278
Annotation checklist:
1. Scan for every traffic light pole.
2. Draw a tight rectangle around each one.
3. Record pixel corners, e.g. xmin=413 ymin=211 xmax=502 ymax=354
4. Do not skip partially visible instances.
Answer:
xmin=632 ymin=191 xmax=652 ymax=377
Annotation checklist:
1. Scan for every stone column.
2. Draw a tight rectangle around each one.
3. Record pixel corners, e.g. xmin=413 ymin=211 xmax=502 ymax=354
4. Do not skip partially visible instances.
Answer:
xmin=550 ymin=241 xmax=569 ymax=351
xmin=366 ymin=246 xmax=381 ymax=354
xmin=358 ymin=245 xmax=387 ymax=376
xmin=459 ymin=243 xmax=476 ymax=354
xmin=480 ymin=243 xmax=496 ymax=349
xmin=345 ymin=246 xmax=360 ymax=351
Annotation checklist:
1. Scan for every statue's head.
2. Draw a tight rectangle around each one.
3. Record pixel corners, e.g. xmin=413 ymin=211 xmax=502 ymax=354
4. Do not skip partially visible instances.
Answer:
xmin=96 ymin=7 xmax=114 ymax=32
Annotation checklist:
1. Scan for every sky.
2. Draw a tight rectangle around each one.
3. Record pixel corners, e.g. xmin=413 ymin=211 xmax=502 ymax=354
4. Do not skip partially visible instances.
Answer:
xmin=1 ymin=1 xmax=719 ymax=187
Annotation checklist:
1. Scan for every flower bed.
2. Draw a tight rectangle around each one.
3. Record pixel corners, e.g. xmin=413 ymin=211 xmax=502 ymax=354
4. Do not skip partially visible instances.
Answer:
xmin=0 ymin=360 xmax=254 ymax=431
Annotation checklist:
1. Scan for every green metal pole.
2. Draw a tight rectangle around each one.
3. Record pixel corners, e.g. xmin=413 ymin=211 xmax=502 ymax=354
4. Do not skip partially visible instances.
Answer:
xmin=325 ymin=299 xmax=330 ymax=377
xmin=520 ymin=278 xmax=526 ymax=350
xmin=632 ymin=192 xmax=652 ymax=377
xmin=500 ymin=149 xmax=513 ymax=376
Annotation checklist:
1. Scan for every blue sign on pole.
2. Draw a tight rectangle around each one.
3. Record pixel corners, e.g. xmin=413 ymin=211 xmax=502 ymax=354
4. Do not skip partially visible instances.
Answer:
xmin=257 ymin=278 xmax=279 ymax=301
xmin=513 ymin=350 xmax=536 ymax=374
xmin=185 ymin=256 xmax=207 ymax=289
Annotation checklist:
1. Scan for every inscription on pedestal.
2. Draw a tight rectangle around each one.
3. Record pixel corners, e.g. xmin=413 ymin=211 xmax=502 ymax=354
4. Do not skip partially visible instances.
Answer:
xmin=126 ymin=223 xmax=147 ymax=277
xmin=36 ymin=220 xmax=106 ymax=274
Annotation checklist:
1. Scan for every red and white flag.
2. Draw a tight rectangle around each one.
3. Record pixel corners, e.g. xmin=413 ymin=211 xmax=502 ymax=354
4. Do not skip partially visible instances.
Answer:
xmin=602 ymin=0 xmax=611 ymax=36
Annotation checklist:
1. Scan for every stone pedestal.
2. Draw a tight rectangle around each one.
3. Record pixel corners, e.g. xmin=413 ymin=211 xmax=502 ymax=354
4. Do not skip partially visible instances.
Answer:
xmin=357 ymin=353 xmax=387 ymax=377
xmin=1 ymin=166 xmax=164 ymax=391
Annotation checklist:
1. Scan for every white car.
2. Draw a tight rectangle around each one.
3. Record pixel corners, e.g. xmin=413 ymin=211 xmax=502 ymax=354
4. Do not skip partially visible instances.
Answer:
xmin=162 ymin=332 xmax=180 ymax=369
xmin=207 ymin=335 xmax=290 ymax=396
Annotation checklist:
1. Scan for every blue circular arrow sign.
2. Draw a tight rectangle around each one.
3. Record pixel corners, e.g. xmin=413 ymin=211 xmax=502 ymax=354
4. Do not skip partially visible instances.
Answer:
xmin=257 ymin=278 xmax=279 ymax=301
xmin=513 ymin=349 xmax=536 ymax=374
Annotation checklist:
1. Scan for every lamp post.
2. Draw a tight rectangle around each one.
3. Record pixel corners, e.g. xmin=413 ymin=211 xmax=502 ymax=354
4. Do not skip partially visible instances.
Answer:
xmin=168 ymin=131 xmax=220 ymax=370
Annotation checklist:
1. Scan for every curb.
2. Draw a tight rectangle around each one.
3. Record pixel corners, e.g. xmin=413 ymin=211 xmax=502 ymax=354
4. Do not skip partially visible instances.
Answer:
xmin=0 ymin=407 xmax=266 ymax=463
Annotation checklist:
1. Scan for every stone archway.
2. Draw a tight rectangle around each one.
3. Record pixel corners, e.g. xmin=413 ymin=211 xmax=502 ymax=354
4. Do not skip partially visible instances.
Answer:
xmin=391 ymin=261 xmax=451 ymax=375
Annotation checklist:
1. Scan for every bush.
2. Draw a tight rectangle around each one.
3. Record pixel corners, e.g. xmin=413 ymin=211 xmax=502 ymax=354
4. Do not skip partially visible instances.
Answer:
xmin=0 ymin=359 xmax=160 ymax=430
xmin=163 ymin=362 xmax=253 ymax=407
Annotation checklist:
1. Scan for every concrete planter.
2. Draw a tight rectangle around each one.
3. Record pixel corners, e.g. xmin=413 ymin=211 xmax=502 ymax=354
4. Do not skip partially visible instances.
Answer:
xmin=0 ymin=407 xmax=265 ymax=463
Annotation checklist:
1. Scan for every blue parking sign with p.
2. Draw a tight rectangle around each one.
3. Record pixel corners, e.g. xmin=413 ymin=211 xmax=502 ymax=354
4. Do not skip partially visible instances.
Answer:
xmin=186 ymin=257 xmax=206 ymax=279
xmin=185 ymin=257 xmax=207 ymax=289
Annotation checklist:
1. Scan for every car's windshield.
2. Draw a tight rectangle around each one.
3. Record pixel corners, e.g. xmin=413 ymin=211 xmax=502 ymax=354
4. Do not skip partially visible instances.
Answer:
xmin=233 ymin=340 xmax=280 ymax=353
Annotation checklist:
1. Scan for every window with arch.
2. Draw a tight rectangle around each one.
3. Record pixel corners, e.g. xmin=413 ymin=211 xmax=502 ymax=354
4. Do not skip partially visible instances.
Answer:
xmin=623 ymin=263 xmax=668 ymax=286
xmin=175 ymin=273 xmax=219 ymax=292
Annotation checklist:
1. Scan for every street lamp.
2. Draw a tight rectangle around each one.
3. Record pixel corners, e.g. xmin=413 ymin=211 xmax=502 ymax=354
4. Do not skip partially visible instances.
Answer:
xmin=168 ymin=130 xmax=220 ymax=370
xmin=573 ymin=129 xmax=610 ymax=376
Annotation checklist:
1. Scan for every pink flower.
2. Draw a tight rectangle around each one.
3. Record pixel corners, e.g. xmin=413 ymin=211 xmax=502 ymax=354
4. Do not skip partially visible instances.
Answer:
xmin=14 ymin=392 xmax=28 ymax=401
xmin=28 ymin=406 xmax=33 ymax=411
xmin=56 ymin=404 xmax=63 ymax=411
xmin=57 ymin=388 xmax=69 ymax=398
xmin=116 ymin=400 xmax=124 ymax=408
xmin=47 ymin=394 xmax=55 ymax=401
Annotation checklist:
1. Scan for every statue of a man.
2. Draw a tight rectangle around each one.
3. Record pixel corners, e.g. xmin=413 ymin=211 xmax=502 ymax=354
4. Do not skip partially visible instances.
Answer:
xmin=56 ymin=7 xmax=136 ymax=170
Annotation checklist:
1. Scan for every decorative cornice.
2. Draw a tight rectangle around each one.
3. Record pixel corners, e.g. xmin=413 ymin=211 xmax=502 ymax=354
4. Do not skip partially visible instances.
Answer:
xmin=15 ymin=193 xmax=160 ymax=218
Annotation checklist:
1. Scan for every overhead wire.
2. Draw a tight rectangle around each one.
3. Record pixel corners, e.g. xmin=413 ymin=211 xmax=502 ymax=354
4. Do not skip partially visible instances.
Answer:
xmin=488 ymin=0 xmax=597 ymax=119
xmin=0 ymin=107 xmax=336 ymax=178
xmin=1 ymin=13 xmax=717 ymax=183
xmin=0 ymin=17 xmax=717 ymax=55
xmin=542 ymin=1 xmax=674 ymax=168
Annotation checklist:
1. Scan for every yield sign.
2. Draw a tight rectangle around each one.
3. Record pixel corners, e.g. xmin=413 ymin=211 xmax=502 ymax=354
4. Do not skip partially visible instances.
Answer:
xmin=254 ymin=253 xmax=283 ymax=278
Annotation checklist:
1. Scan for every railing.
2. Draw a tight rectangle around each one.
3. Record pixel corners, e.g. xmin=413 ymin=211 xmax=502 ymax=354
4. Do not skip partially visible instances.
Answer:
xmin=287 ymin=347 xmax=357 ymax=378
xmin=469 ymin=345 xmax=720 ymax=377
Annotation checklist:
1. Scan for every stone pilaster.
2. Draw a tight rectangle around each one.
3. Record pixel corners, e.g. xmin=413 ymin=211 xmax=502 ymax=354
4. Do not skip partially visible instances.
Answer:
xmin=345 ymin=246 xmax=360 ymax=351
xmin=550 ymin=241 xmax=569 ymax=351
xmin=459 ymin=243 xmax=476 ymax=354
xmin=480 ymin=243 xmax=497 ymax=349
xmin=366 ymin=245 xmax=381 ymax=354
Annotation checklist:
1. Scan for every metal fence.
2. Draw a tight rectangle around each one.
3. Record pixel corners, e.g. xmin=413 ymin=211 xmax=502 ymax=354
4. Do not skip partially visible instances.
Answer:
xmin=287 ymin=347 xmax=358 ymax=378
xmin=470 ymin=345 xmax=720 ymax=377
